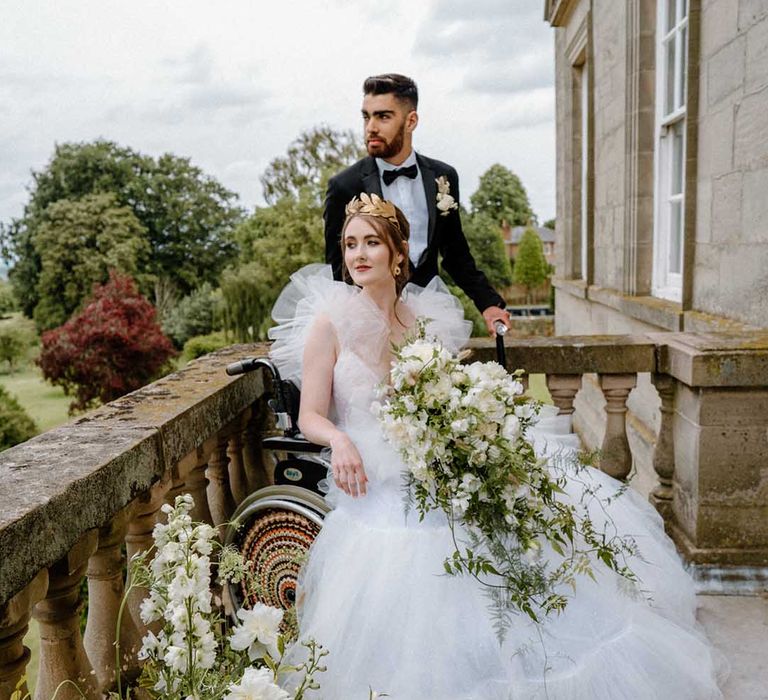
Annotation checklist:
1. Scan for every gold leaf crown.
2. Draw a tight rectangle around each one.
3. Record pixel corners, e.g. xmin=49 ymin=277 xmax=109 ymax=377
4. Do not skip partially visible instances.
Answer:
xmin=345 ymin=193 xmax=400 ymax=226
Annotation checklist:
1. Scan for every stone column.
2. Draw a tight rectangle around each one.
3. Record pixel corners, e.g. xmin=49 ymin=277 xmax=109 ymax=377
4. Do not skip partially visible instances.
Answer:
xmin=226 ymin=417 xmax=250 ymax=506
xmin=598 ymin=373 xmax=637 ymax=480
xmin=546 ymin=374 xmax=582 ymax=415
xmin=186 ymin=440 xmax=215 ymax=526
xmin=650 ymin=373 xmax=676 ymax=520
xmin=33 ymin=531 xmax=99 ymax=700
xmin=242 ymin=402 xmax=272 ymax=492
xmin=84 ymin=507 xmax=142 ymax=693
xmin=207 ymin=434 xmax=236 ymax=537
xmin=0 ymin=570 xmax=47 ymax=700
xmin=125 ymin=473 xmax=171 ymax=636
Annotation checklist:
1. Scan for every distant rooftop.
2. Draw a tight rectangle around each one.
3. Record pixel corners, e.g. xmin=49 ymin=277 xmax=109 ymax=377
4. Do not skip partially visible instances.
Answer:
xmin=505 ymin=225 xmax=556 ymax=245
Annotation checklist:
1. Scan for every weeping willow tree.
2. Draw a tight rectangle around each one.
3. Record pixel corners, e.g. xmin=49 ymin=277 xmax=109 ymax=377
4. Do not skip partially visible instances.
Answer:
xmin=221 ymin=196 xmax=324 ymax=341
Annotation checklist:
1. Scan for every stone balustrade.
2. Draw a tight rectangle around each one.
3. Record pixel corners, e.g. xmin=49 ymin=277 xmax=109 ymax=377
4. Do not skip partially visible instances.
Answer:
xmin=1 ymin=332 xmax=767 ymax=698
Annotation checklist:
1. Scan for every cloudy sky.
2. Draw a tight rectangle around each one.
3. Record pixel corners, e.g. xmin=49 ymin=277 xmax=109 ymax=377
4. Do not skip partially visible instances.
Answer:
xmin=1 ymin=0 xmax=556 ymax=227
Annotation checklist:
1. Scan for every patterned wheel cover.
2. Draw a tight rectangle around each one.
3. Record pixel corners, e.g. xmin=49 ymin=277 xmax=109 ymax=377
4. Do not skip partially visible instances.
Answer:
xmin=226 ymin=485 xmax=329 ymax=635
xmin=237 ymin=507 xmax=322 ymax=610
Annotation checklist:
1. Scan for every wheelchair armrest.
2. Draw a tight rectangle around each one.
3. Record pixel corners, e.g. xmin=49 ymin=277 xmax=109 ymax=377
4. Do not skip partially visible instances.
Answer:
xmin=263 ymin=435 xmax=326 ymax=454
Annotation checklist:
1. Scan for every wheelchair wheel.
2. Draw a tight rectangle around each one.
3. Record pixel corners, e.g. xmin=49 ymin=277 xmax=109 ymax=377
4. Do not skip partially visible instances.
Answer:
xmin=224 ymin=485 xmax=330 ymax=628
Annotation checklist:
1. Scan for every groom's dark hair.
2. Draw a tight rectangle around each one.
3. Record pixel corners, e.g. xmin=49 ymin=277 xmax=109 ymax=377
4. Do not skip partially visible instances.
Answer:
xmin=363 ymin=73 xmax=418 ymax=110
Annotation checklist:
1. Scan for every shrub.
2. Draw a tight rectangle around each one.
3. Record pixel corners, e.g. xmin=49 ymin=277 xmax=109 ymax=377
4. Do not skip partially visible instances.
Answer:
xmin=181 ymin=331 xmax=229 ymax=363
xmin=38 ymin=271 xmax=176 ymax=413
xmin=0 ymin=280 xmax=17 ymax=316
xmin=0 ymin=386 xmax=37 ymax=451
xmin=0 ymin=323 xmax=31 ymax=370
xmin=162 ymin=283 xmax=222 ymax=348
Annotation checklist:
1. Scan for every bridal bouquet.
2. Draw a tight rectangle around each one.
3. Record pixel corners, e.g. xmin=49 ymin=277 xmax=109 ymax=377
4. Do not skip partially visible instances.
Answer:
xmin=374 ymin=321 xmax=637 ymax=624
xmin=120 ymin=494 xmax=325 ymax=700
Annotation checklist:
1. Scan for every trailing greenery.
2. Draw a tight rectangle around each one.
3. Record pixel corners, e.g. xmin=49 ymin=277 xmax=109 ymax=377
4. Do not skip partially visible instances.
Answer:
xmin=0 ymin=280 xmax=17 ymax=315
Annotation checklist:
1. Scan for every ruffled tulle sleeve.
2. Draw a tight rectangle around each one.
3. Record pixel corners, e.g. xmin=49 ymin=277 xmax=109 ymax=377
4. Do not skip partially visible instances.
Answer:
xmin=268 ymin=264 xmax=354 ymax=387
xmin=402 ymin=277 xmax=473 ymax=353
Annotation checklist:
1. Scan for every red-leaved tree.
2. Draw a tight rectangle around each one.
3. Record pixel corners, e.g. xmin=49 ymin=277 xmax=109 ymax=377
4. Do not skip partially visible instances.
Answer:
xmin=38 ymin=271 xmax=176 ymax=413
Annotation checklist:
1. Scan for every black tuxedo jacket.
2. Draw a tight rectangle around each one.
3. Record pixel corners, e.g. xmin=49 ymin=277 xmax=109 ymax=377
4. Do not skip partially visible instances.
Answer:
xmin=323 ymin=153 xmax=505 ymax=313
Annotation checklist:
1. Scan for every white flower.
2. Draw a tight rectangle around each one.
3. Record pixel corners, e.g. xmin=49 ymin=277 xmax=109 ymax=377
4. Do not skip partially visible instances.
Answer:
xmin=502 ymin=414 xmax=521 ymax=442
xmin=229 ymin=603 xmax=284 ymax=660
xmin=223 ymin=667 xmax=289 ymax=700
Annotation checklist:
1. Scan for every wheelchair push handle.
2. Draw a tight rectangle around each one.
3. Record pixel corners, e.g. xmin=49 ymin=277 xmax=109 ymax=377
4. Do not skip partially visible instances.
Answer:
xmin=225 ymin=357 xmax=264 ymax=376
xmin=494 ymin=321 xmax=508 ymax=369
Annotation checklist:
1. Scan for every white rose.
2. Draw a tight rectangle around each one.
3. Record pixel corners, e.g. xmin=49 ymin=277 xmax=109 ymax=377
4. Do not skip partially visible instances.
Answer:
xmin=437 ymin=193 xmax=456 ymax=212
xmin=502 ymin=414 xmax=521 ymax=442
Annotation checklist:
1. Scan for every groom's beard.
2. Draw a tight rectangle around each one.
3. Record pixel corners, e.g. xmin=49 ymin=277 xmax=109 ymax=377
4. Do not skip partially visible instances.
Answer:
xmin=366 ymin=122 xmax=406 ymax=159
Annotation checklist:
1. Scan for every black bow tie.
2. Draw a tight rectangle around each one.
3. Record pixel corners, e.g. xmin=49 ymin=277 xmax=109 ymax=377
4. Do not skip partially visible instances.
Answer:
xmin=382 ymin=164 xmax=418 ymax=186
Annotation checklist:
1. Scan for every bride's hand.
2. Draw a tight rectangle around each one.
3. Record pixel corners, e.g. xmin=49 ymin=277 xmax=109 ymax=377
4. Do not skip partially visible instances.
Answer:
xmin=329 ymin=433 xmax=368 ymax=497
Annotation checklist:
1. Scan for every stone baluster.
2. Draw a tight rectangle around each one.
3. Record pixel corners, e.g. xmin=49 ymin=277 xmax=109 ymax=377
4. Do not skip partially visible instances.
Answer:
xmin=124 ymin=473 xmax=172 ymax=636
xmin=84 ymin=506 xmax=142 ymax=693
xmin=650 ymin=373 xmax=676 ymax=519
xmin=33 ymin=531 xmax=99 ymax=700
xmin=0 ymin=570 xmax=47 ymax=700
xmin=598 ymin=373 xmax=637 ymax=480
xmin=546 ymin=374 xmax=582 ymax=416
xmin=227 ymin=416 xmax=250 ymax=506
xmin=207 ymin=433 xmax=236 ymax=537
xmin=186 ymin=440 xmax=216 ymax=526
xmin=242 ymin=402 xmax=272 ymax=492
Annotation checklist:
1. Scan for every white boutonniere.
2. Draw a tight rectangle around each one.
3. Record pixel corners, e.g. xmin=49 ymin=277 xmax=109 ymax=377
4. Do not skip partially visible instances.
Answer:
xmin=435 ymin=175 xmax=459 ymax=216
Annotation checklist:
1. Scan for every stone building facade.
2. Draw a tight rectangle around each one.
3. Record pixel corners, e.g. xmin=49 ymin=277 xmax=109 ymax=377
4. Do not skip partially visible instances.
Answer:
xmin=545 ymin=0 xmax=768 ymax=498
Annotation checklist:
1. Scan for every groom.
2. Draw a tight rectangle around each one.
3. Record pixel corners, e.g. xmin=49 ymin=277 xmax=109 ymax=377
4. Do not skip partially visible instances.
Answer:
xmin=324 ymin=73 xmax=509 ymax=335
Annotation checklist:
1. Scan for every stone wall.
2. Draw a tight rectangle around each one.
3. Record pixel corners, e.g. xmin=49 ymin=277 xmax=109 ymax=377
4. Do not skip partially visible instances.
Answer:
xmin=694 ymin=0 xmax=768 ymax=326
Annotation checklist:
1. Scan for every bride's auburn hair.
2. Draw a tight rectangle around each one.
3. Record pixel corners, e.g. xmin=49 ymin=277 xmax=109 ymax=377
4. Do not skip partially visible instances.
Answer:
xmin=341 ymin=200 xmax=411 ymax=296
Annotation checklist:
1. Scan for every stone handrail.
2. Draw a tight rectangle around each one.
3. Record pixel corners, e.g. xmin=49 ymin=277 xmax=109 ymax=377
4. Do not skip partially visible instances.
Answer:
xmin=1 ymin=331 xmax=767 ymax=697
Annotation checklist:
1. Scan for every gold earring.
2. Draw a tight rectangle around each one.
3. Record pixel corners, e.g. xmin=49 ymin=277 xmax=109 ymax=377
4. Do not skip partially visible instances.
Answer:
xmin=394 ymin=264 xmax=401 ymax=276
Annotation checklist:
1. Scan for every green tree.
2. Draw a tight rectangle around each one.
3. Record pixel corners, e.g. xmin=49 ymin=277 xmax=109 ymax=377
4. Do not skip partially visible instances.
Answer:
xmin=260 ymin=125 xmax=365 ymax=208
xmin=0 ymin=280 xmax=17 ymax=315
xmin=222 ymin=196 xmax=324 ymax=341
xmin=461 ymin=211 xmax=513 ymax=289
xmin=470 ymin=164 xmax=534 ymax=226
xmin=162 ymin=282 xmax=222 ymax=348
xmin=513 ymin=228 xmax=550 ymax=305
xmin=0 ymin=318 xmax=34 ymax=371
xmin=1 ymin=140 xmax=243 ymax=317
xmin=0 ymin=385 xmax=37 ymax=451
xmin=222 ymin=127 xmax=362 ymax=341
xmin=543 ymin=218 xmax=556 ymax=230
xmin=31 ymin=193 xmax=150 ymax=331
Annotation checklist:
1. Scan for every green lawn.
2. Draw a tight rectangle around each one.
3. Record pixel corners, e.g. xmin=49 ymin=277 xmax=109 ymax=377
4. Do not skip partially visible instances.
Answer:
xmin=0 ymin=364 xmax=71 ymax=432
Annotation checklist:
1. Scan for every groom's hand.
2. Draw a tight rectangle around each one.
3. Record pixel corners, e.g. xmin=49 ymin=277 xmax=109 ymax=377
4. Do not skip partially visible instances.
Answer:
xmin=482 ymin=306 xmax=510 ymax=337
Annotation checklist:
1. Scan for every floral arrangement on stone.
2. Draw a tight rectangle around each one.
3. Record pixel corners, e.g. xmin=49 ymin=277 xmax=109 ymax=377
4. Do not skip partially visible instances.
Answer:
xmin=117 ymin=494 xmax=326 ymax=700
xmin=373 ymin=321 xmax=638 ymax=626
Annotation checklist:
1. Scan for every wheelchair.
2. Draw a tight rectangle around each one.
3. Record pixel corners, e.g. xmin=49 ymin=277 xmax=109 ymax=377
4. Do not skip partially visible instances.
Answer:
xmin=223 ymin=357 xmax=331 ymax=619
xmin=222 ymin=324 xmax=508 ymax=621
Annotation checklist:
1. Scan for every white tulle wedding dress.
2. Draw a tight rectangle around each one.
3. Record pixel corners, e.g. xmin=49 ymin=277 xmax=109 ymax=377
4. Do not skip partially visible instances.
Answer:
xmin=269 ymin=264 xmax=724 ymax=700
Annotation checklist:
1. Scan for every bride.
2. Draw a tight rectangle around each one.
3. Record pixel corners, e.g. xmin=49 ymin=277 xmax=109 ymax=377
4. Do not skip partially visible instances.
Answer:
xmin=269 ymin=195 xmax=724 ymax=699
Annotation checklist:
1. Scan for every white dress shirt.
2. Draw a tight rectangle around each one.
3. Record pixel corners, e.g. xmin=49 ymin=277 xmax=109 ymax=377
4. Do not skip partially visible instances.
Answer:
xmin=376 ymin=151 xmax=430 ymax=267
